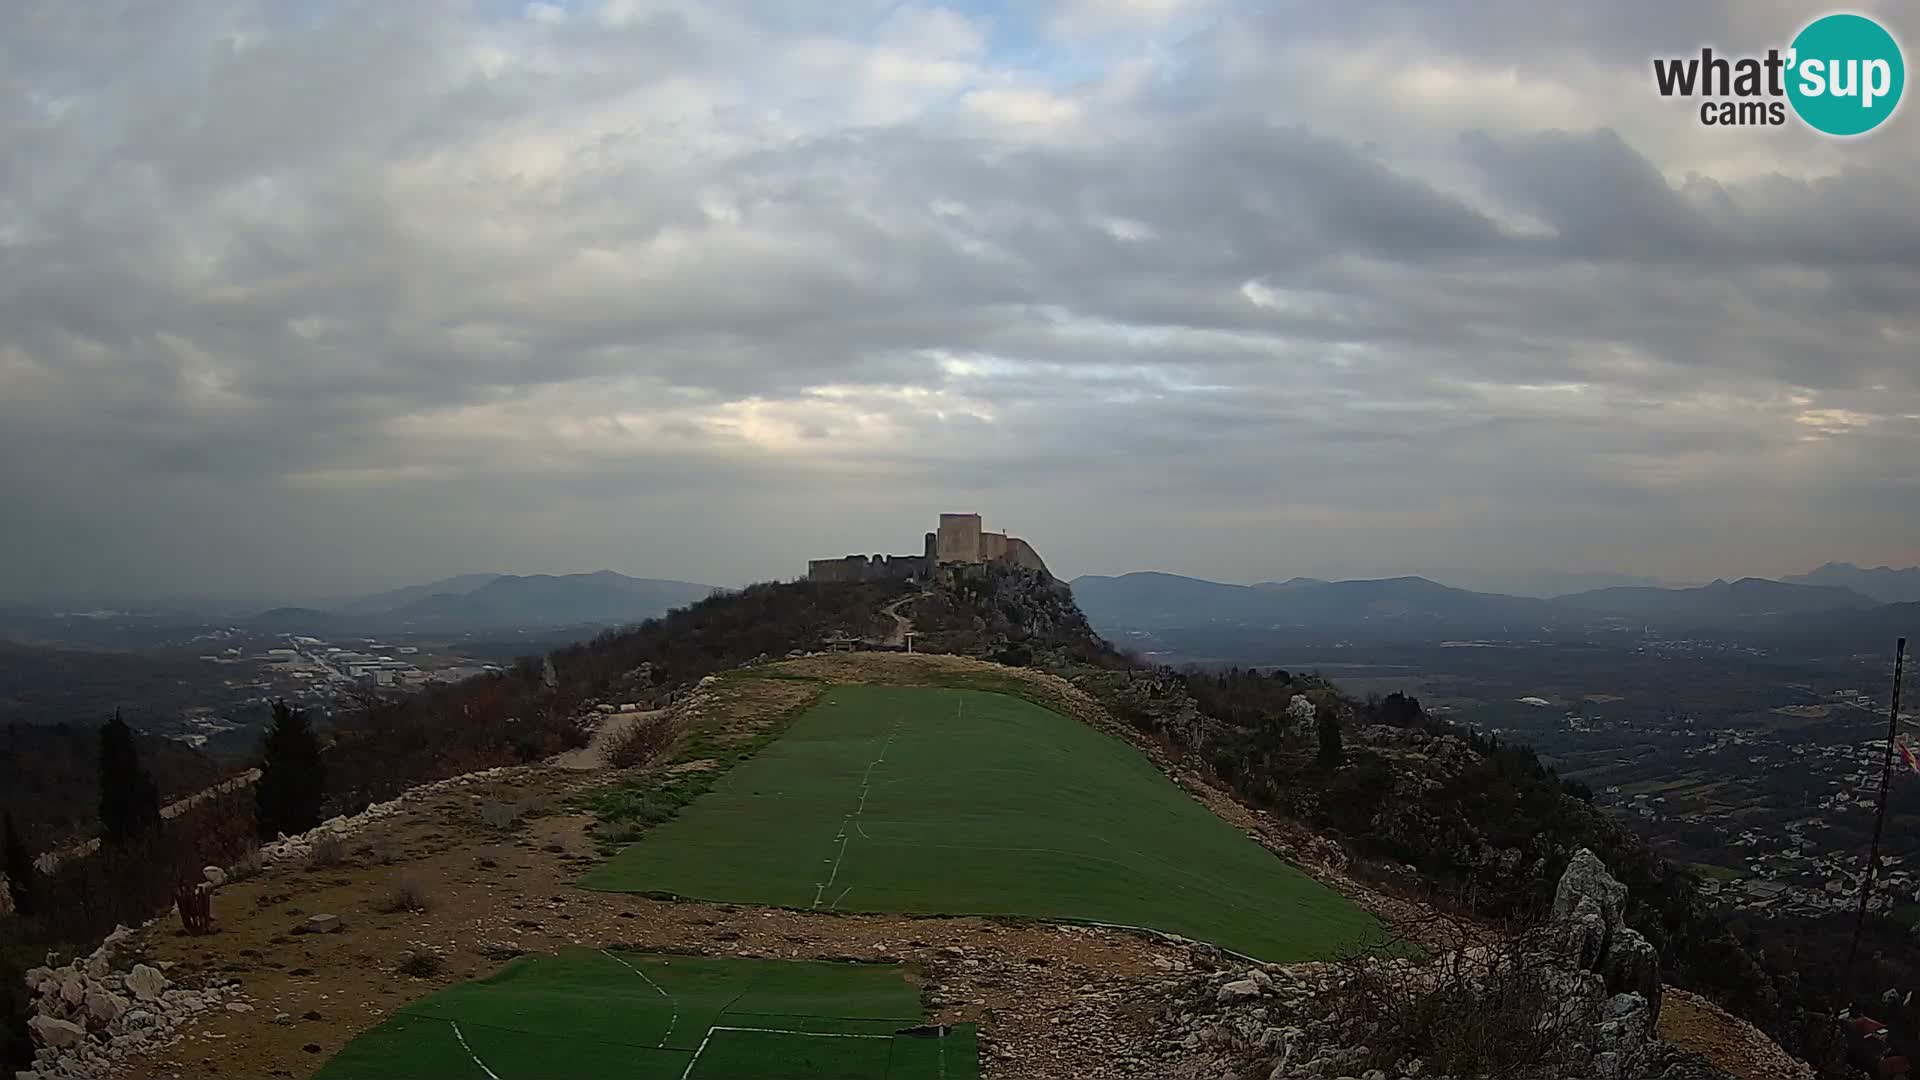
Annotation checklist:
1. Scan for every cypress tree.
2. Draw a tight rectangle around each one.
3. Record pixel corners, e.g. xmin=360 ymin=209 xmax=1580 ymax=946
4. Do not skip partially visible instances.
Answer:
xmin=99 ymin=711 xmax=162 ymax=844
xmin=2 ymin=811 xmax=33 ymax=917
xmin=1315 ymin=701 xmax=1345 ymax=769
xmin=256 ymin=701 xmax=326 ymax=840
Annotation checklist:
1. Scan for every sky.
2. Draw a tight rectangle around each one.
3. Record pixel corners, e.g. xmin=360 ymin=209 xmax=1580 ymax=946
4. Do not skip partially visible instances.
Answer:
xmin=3 ymin=0 xmax=1919 ymax=605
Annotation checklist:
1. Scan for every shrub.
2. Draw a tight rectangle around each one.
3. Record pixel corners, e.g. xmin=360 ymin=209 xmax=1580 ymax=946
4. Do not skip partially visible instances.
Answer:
xmin=30 ymin=787 xmax=255 ymax=946
xmin=378 ymin=878 xmax=430 ymax=914
xmin=604 ymin=716 xmax=679 ymax=770
xmin=1 ymin=948 xmax=30 ymax=1073
xmin=476 ymin=799 xmax=518 ymax=830
xmin=396 ymin=947 xmax=444 ymax=978
xmin=1324 ymin=922 xmax=1578 ymax=1078
xmin=3 ymin=811 xmax=35 ymax=917
xmin=226 ymin=847 xmax=265 ymax=884
xmin=306 ymin=833 xmax=348 ymax=869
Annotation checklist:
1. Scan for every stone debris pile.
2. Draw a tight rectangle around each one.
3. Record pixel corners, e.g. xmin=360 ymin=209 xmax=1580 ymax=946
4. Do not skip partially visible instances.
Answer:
xmin=17 ymin=924 xmax=248 ymax=1080
xmin=258 ymin=764 xmax=519 ymax=862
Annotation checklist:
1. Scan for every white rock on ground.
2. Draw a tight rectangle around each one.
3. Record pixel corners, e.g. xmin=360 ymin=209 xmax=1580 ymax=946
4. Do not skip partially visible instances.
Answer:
xmin=21 ymin=923 xmax=249 ymax=1079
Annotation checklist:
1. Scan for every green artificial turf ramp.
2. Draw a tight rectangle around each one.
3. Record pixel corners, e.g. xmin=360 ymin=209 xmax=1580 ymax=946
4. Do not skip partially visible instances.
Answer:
xmin=315 ymin=949 xmax=975 ymax=1080
xmin=583 ymin=684 xmax=1382 ymax=961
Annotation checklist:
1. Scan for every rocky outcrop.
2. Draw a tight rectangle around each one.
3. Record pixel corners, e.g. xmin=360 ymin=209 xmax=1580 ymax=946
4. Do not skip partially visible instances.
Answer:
xmin=1147 ymin=849 xmax=1744 ymax=1080
xmin=1555 ymin=848 xmax=1662 ymax=1020
xmin=18 ymin=924 xmax=249 ymax=1079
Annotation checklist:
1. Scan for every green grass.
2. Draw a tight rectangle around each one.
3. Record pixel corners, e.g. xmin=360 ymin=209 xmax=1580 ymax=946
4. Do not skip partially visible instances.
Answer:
xmin=582 ymin=685 xmax=1383 ymax=961
xmin=314 ymin=949 xmax=975 ymax=1080
xmin=1688 ymin=862 xmax=1742 ymax=883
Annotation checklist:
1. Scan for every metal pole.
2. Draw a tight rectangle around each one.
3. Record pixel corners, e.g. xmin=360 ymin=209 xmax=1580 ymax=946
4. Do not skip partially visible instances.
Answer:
xmin=1833 ymin=637 xmax=1906 ymax=1064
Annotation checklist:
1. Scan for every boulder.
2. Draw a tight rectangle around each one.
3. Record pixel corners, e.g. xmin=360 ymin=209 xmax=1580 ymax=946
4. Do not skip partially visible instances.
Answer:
xmin=1216 ymin=979 xmax=1263 ymax=1005
xmin=58 ymin=976 xmax=85 ymax=1007
xmin=302 ymin=913 xmax=343 ymax=934
xmin=84 ymin=990 xmax=127 ymax=1026
xmin=202 ymin=865 xmax=227 ymax=888
xmin=1603 ymin=928 xmax=1663 ymax=1021
xmin=27 ymin=1017 xmax=85 ymax=1050
xmin=1554 ymin=849 xmax=1629 ymax=970
xmin=124 ymin=965 xmax=166 ymax=1002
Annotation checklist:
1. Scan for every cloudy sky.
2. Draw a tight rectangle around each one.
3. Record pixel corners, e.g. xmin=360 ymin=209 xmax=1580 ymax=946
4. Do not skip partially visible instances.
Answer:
xmin=4 ymin=0 xmax=1919 ymax=604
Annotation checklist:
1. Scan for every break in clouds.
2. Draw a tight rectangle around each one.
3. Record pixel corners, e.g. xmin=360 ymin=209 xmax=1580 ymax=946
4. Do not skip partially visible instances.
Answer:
xmin=2 ymin=0 xmax=1918 ymax=604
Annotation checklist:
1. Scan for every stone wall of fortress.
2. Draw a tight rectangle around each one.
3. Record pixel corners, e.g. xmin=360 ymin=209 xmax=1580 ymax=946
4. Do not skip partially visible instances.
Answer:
xmin=806 ymin=554 xmax=929 ymax=583
xmin=808 ymin=512 xmax=1050 ymax=581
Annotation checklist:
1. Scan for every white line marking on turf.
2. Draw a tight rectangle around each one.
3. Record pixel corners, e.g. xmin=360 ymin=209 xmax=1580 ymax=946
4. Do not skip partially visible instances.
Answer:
xmin=449 ymin=1020 xmax=501 ymax=1080
xmin=601 ymin=949 xmax=679 ymax=1048
xmin=811 ymin=713 xmax=903 ymax=909
xmin=678 ymin=1025 xmax=901 ymax=1080
xmin=711 ymin=1026 xmax=894 ymax=1038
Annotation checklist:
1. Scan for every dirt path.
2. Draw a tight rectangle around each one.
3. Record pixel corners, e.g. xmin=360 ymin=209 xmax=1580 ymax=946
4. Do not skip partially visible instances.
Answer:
xmin=550 ymin=709 xmax=667 ymax=770
xmin=878 ymin=592 xmax=925 ymax=647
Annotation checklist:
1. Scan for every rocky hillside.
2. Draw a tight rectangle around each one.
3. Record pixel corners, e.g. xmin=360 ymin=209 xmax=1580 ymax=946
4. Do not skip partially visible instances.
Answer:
xmin=908 ymin=563 xmax=1836 ymax=1071
xmin=3 ymin=568 xmax=1830 ymax=1079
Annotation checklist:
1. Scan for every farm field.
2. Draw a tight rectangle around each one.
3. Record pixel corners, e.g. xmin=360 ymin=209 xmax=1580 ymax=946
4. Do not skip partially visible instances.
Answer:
xmin=583 ymin=684 xmax=1382 ymax=961
xmin=315 ymin=949 xmax=974 ymax=1080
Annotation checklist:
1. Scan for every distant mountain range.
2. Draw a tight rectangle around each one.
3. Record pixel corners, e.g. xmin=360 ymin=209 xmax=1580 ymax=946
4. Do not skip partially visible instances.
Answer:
xmin=1782 ymin=562 xmax=1920 ymax=604
xmin=1069 ymin=572 xmax=1555 ymax=635
xmin=249 ymin=572 xmax=719 ymax=633
xmin=1069 ymin=570 xmax=1909 ymax=648
xmin=1552 ymin=577 xmax=1877 ymax=619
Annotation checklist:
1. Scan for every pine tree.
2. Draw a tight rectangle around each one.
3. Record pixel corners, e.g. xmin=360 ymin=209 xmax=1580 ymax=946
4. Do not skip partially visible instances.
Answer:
xmin=256 ymin=701 xmax=326 ymax=840
xmin=2 ymin=811 xmax=34 ymax=917
xmin=1315 ymin=701 xmax=1345 ymax=769
xmin=99 ymin=711 xmax=162 ymax=844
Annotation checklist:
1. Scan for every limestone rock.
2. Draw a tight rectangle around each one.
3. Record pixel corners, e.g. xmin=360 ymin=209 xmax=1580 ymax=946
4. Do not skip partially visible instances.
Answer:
xmin=124 ymin=965 xmax=166 ymax=1002
xmin=27 ymin=1017 xmax=85 ymax=1050
xmin=1216 ymin=979 xmax=1263 ymax=1005
xmin=202 ymin=865 xmax=227 ymax=888
xmin=303 ymin=913 xmax=343 ymax=934
xmin=58 ymin=976 xmax=84 ymax=1008
xmin=84 ymin=990 xmax=127 ymax=1026
xmin=1603 ymin=928 xmax=1663 ymax=1021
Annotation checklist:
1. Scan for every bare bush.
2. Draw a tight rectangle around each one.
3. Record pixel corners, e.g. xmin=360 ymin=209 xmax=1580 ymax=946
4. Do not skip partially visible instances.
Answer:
xmin=1324 ymin=918 xmax=1580 ymax=1078
xmin=476 ymin=799 xmax=517 ymax=830
xmin=306 ymin=833 xmax=349 ymax=869
xmin=378 ymin=877 xmax=431 ymax=914
xmin=396 ymin=946 xmax=444 ymax=978
xmin=604 ymin=716 xmax=680 ymax=770
xmin=226 ymin=848 xmax=265 ymax=883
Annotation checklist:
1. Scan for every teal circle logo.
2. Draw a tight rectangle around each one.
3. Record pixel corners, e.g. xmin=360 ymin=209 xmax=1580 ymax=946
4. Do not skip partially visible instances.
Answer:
xmin=1787 ymin=13 xmax=1905 ymax=136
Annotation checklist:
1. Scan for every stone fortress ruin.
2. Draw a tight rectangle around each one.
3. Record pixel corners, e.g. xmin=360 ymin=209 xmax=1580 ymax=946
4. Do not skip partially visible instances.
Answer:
xmin=807 ymin=513 xmax=1050 ymax=582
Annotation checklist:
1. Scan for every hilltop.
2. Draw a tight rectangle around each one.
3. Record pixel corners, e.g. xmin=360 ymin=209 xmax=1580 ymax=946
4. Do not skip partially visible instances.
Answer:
xmin=2 ymin=565 xmax=1822 ymax=1079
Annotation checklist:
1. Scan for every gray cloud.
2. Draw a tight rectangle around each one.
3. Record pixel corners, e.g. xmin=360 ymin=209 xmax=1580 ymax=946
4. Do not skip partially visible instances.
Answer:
xmin=2 ymin=0 xmax=1918 ymax=604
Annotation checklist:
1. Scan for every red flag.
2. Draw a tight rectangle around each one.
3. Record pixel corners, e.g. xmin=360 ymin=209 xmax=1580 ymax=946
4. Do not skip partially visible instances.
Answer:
xmin=1900 ymin=737 xmax=1920 ymax=777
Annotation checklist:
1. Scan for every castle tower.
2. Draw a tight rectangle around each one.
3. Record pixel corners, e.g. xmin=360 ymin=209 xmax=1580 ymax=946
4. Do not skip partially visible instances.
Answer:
xmin=935 ymin=513 xmax=983 ymax=564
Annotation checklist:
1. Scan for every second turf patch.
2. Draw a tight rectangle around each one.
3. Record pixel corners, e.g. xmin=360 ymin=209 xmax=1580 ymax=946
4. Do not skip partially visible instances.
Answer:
xmin=582 ymin=684 xmax=1383 ymax=961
